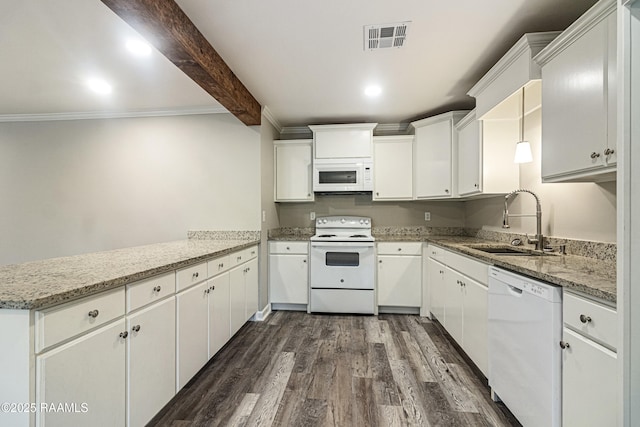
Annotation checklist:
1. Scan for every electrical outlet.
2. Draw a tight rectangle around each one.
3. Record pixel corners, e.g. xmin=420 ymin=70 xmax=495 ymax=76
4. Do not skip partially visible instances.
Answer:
xmin=424 ymin=212 xmax=431 ymax=221
xmin=310 ymin=212 xmax=316 ymax=220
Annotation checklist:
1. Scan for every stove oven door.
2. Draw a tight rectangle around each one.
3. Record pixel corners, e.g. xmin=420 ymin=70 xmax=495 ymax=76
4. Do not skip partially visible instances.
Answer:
xmin=310 ymin=241 xmax=375 ymax=290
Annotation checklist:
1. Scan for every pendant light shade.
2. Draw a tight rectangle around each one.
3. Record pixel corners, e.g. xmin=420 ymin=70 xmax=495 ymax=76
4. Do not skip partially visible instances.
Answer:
xmin=514 ymin=86 xmax=533 ymax=164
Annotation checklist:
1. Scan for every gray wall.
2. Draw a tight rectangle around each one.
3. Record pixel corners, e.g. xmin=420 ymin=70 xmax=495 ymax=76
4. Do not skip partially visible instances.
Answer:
xmin=259 ymin=115 xmax=280 ymax=310
xmin=0 ymin=113 xmax=261 ymax=265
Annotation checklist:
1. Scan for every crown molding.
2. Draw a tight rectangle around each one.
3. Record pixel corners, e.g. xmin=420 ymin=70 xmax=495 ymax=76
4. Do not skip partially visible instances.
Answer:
xmin=261 ymin=106 xmax=282 ymax=133
xmin=410 ymin=110 xmax=470 ymax=129
xmin=374 ymin=123 xmax=412 ymax=135
xmin=0 ymin=106 xmax=228 ymax=123
xmin=280 ymin=126 xmax=312 ymax=139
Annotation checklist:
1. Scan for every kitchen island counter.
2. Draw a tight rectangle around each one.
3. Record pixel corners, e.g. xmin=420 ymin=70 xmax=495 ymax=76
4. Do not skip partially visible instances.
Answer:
xmin=0 ymin=238 xmax=260 ymax=310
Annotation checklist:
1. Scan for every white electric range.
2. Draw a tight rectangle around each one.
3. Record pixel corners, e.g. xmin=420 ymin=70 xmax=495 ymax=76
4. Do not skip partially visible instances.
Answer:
xmin=309 ymin=216 xmax=375 ymax=314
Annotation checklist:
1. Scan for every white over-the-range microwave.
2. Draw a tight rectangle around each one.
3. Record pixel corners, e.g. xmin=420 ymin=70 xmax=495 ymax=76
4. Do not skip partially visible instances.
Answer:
xmin=313 ymin=159 xmax=373 ymax=193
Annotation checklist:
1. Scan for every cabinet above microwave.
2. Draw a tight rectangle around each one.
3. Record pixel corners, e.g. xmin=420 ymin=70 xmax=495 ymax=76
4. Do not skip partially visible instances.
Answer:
xmin=309 ymin=123 xmax=377 ymax=160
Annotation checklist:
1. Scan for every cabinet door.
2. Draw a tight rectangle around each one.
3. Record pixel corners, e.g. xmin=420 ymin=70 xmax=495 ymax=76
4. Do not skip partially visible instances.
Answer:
xmin=377 ymin=255 xmax=421 ymax=307
xmin=127 ymin=297 xmax=176 ymax=427
xmin=229 ymin=265 xmax=247 ymax=336
xmin=37 ymin=320 xmax=126 ymax=427
xmin=209 ymin=273 xmax=231 ymax=358
xmin=373 ymin=137 xmax=413 ymax=200
xmin=244 ymin=258 xmax=259 ymax=320
xmin=427 ymin=258 xmax=446 ymax=322
xmin=444 ymin=267 xmax=464 ymax=345
xmin=562 ymin=328 xmax=617 ymax=427
xmin=274 ymin=141 xmax=313 ymax=201
xmin=415 ymin=120 xmax=453 ymax=198
xmin=462 ymin=277 xmax=488 ymax=376
xmin=541 ymin=15 xmax=612 ymax=180
xmin=176 ymin=281 xmax=209 ymax=391
xmin=457 ymin=116 xmax=481 ymax=196
xmin=269 ymin=254 xmax=308 ymax=304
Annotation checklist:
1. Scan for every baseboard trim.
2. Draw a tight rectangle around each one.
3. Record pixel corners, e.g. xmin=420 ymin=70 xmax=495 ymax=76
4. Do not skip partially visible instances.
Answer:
xmin=252 ymin=303 xmax=272 ymax=321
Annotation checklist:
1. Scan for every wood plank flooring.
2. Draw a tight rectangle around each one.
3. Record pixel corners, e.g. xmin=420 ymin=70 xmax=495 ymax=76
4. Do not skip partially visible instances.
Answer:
xmin=149 ymin=312 xmax=520 ymax=427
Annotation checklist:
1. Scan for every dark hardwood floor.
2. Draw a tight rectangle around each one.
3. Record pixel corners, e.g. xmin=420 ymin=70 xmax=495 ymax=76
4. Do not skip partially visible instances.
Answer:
xmin=149 ymin=311 xmax=520 ymax=427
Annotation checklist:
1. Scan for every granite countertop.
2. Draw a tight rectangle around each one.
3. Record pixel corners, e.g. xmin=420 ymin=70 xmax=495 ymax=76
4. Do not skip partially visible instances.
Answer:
xmin=269 ymin=231 xmax=616 ymax=304
xmin=0 ymin=239 xmax=259 ymax=310
xmin=427 ymin=236 xmax=616 ymax=304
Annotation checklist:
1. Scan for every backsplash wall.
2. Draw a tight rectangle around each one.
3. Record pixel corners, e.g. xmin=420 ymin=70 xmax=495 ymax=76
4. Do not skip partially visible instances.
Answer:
xmin=277 ymin=194 xmax=466 ymax=228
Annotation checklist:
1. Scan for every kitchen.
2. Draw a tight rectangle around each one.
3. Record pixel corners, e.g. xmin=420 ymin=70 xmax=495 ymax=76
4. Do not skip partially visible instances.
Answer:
xmin=0 ymin=0 xmax=637 ymax=426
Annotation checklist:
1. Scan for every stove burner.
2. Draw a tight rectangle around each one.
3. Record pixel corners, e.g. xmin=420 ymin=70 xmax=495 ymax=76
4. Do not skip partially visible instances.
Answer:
xmin=350 ymin=234 xmax=368 ymax=238
xmin=318 ymin=234 xmax=336 ymax=238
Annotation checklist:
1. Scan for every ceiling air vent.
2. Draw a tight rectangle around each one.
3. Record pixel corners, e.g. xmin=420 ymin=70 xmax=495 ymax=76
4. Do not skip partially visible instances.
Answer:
xmin=364 ymin=22 xmax=410 ymax=51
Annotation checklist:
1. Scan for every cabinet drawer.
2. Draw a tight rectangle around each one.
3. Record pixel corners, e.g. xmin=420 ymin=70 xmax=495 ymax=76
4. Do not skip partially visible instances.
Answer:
xmin=35 ymin=287 xmax=125 ymax=353
xmin=377 ymin=242 xmax=422 ymax=256
xmin=176 ymin=262 xmax=207 ymax=292
xmin=269 ymin=241 xmax=309 ymax=255
xmin=446 ymin=250 xmax=489 ymax=284
xmin=427 ymin=244 xmax=448 ymax=263
xmin=126 ymin=272 xmax=175 ymax=313
xmin=208 ymin=255 xmax=231 ymax=277
xmin=230 ymin=246 xmax=258 ymax=267
xmin=564 ymin=292 xmax=617 ymax=350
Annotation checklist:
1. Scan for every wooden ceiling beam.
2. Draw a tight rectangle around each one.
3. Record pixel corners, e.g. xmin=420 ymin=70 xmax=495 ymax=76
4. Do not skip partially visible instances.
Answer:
xmin=100 ymin=0 xmax=261 ymax=126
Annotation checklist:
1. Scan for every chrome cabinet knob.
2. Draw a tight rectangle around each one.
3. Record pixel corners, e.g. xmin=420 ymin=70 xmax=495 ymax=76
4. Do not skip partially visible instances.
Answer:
xmin=604 ymin=148 xmax=615 ymax=156
xmin=286 ymin=246 xmax=290 ymax=250
xmin=559 ymin=341 xmax=570 ymax=349
xmin=445 ymin=189 xmax=449 ymax=193
xmin=193 ymin=272 xmax=199 ymax=278
xmin=590 ymin=152 xmax=601 ymax=159
xmin=376 ymin=192 xmax=379 ymax=196
xmin=579 ymin=314 xmax=592 ymax=324
xmin=119 ymin=331 xmax=129 ymax=339
xmin=88 ymin=310 xmax=99 ymax=318
xmin=132 ymin=325 xmax=141 ymax=332
xmin=303 ymin=259 xmax=307 ymax=263
xmin=153 ymin=286 xmax=161 ymax=293
xmin=379 ymin=260 xmax=382 ymax=263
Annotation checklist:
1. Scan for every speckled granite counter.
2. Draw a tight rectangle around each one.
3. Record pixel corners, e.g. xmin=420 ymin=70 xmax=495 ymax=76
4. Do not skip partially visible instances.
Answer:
xmin=427 ymin=236 xmax=616 ymax=304
xmin=268 ymin=227 xmax=616 ymax=304
xmin=0 ymin=239 xmax=259 ymax=310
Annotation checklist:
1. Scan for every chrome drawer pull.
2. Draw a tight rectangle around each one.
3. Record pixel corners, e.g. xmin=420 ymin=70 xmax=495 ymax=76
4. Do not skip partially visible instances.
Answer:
xmin=88 ymin=310 xmax=99 ymax=318
xmin=153 ymin=286 xmax=162 ymax=293
xmin=132 ymin=325 xmax=141 ymax=332
xmin=119 ymin=331 xmax=129 ymax=339
xmin=559 ymin=341 xmax=570 ymax=349
xmin=579 ymin=314 xmax=592 ymax=324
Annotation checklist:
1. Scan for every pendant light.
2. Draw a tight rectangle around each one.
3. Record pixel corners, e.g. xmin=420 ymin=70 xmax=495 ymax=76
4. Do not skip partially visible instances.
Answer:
xmin=514 ymin=86 xmax=533 ymax=163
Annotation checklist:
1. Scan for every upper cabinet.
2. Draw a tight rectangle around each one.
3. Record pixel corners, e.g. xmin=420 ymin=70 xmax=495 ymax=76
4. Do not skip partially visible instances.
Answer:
xmin=412 ymin=111 xmax=468 ymax=199
xmin=274 ymin=139 xmax=314 ymax=202
xmin=309 ymin=123 xmax=376 ymax=160
xmin=534 ymin=0 xmax=617 ymax=182
xmin=456 ymin=109 xmax=519 ymax=197
xmin=372 ymin=136 xmax=414 ymax=201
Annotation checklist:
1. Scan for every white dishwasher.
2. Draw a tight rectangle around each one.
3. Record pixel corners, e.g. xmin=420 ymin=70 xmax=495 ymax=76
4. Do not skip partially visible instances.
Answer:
xmin=488 ymin=266 xmax=562 ymax=427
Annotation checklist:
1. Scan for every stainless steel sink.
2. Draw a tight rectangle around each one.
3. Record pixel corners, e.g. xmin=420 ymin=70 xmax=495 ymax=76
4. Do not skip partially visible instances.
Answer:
xmin=464 ymin=244 xmax=549 ymax=256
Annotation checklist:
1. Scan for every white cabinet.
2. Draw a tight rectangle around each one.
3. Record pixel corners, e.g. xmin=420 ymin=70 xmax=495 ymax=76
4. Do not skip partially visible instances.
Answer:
xmin=426 ymin=244 xmax=489 ymax=376
xmin=208 ymin=272 xmax=230 ymax=358
xmin=456 ymin=109 xmax=519 ymax=197
xmin=561 ymin=291 xmax=618 ymax=426
xmin=269 ymin=241 xmax=309 ymax=307
xmin=274 ymin=140 xmax=314 ymax=202
xmin=412 ymin=111 xmax=468 ymax=199
xmin=176 ymin=281 xmax=209 ymax=391
xmin=535 ymin=0 xmax=617 ymax=182
xmin=372 ymin=136 xmax=413 ymax=200
xmin=127 ymin=296 xmax=176 ymax=427
xmin=36 ymin=319 xmax=127 ymax=427
xmin=377 ymin=242 xmax=422 ymax=308
xmin=309 ymin=123 xmax=376 ymax=159
xmin=229 ymin=253 xmax=258 ymax=336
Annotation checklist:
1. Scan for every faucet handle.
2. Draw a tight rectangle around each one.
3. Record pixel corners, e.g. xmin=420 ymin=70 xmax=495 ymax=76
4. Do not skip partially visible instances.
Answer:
xmin=525 ymin=233 xmax=539 ymax=245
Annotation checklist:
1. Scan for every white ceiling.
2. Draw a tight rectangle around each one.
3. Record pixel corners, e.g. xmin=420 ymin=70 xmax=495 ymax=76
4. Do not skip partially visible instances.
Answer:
xmin=1 ymin=0 xmax=596 ymax=125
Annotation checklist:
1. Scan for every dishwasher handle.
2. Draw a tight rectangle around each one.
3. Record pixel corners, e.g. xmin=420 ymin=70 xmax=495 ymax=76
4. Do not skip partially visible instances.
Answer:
xmin=507 ymin=284 xmax=524 ymax=295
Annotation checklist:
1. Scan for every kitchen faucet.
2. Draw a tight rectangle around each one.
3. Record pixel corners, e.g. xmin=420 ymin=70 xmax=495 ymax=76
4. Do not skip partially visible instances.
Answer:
xmin=502 ymin=189 xmax=544 ymax=251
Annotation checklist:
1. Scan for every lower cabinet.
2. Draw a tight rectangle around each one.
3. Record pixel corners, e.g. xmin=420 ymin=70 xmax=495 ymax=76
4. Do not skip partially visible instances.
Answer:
xmin=268 ymin=241 xmax=309 ymax=307
xmin=208 ymin=272 xmax=231 ymax=358
xmin=230 ymin=257 xmax=259 ymax=336
xmin=36 ymin=320 xmax=126 ymax=427
xmin=176 ymin=281 xmax=209 ymax=391
xmin=377 ymin=242 xmax=422 ymax=309
xmin=426 ymin=244 xmax=489 ymax=376
xmin=127 ymin=297 xmax=176 ymax=427
xmin=561 ymin=291 xmax=618 ymax=426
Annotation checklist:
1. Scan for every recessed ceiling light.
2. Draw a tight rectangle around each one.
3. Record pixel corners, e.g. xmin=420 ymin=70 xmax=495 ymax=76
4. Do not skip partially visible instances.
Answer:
xmin=364 ymin=85 xmax=382 ymax=97
xmin=126 ymin=39 xmax=152 ymax=56
xmin=86 ymin=78 xmax=112 ymax=95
